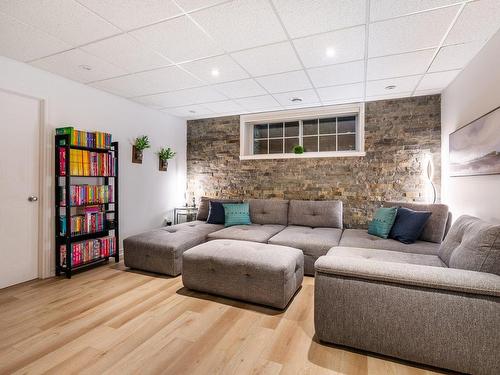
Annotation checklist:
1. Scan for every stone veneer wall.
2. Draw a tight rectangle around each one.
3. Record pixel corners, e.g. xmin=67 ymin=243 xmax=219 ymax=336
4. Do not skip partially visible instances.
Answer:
xmin=187 ymin=95 xmax=441 ymax=228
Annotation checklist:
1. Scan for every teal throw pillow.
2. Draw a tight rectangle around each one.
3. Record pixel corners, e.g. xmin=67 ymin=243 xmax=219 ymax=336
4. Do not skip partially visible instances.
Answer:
xmin=223 ymin=203 xmax=251 ymax=227
xmin=368 ymin=207 xmax=398 ymax=239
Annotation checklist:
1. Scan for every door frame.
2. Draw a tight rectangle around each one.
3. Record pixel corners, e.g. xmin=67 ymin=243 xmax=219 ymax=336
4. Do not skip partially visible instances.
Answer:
xmin=0 ymin=88 xmax=49 ymax=280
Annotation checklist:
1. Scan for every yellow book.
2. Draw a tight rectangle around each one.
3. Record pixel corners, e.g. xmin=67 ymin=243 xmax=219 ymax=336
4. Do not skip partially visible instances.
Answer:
xmin=84 ymin=151 xmax=90 ymax=176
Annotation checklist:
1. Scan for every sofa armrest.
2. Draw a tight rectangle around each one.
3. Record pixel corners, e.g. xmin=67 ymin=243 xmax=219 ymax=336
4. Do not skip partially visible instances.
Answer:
xmin=314 ymin=255 xmax=500 ymax=297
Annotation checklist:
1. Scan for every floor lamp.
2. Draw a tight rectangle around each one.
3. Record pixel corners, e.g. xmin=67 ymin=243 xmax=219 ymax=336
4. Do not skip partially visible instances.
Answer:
xmin=427 ymin=158 xmax=437 ymax=204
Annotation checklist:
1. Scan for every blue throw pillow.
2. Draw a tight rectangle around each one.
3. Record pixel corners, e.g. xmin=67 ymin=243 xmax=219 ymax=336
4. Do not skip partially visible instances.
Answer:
xmin=368 ymin=207 xmax=398 ymax=239
xmin=223 ymin=203 xmax=251 ymax=227
xmin=207 ymin=201 xmax=225 ymax=224
xmin=389 ymin=207 xmax=432 ymax=244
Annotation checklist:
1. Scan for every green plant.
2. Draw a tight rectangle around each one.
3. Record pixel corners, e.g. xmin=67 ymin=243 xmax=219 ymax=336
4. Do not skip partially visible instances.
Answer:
xmin=158 ymin=147 xmax=176 ymax=161
xmin=134 ymin=135 xmax=151 ymax=151
xmin=292 ymin=145 xmax=304 ymax=154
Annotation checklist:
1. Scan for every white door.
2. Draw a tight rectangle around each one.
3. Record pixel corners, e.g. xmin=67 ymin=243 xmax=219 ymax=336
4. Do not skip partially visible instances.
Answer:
xmin=0 ymin=90 xmax=40 ymax=289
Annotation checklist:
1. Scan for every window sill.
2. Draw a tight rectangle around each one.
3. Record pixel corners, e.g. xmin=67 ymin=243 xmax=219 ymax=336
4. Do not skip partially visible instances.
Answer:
xmin=239 ymin=151 xmax=366 ymax=160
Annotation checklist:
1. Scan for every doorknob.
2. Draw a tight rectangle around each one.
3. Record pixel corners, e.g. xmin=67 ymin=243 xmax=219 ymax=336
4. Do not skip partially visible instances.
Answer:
xmin=28 ymin=196 xmax=38 ymax=202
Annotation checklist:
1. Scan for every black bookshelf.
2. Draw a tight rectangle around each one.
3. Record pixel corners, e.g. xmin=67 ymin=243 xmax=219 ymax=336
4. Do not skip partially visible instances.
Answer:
xmin=55 ymin=134 xmax=119 ymax=278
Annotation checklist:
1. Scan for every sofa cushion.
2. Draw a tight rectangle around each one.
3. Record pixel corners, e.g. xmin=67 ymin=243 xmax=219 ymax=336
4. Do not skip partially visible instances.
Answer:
xmin=439 ymin=215 xmax=500 ymax=276
xmin=268 ymin=225 xmax=342 ymax=258
xmin=326 ymin=247 xmax=446 ymax=268
xmin=288 ymin=200 xmax=343 ymax=228
xmin=207 ymin=201 xmax=225 ymax=224
xmin=339 ymin=229 xmax=440 ymax=255
xmin=389 ymin=207 xmax=432 ymax=244
xmin=368 ymin=207 xmax=397 ymax=239
xmin=196 ymin=197 xmax=241 ymax=221
xmin=248 ymin=199 xmax=289 ymax=225
xmin=208 ymin=224 xmax=285 ymax=243
xmin=384 ymin=201 xmax=449 ymax=243
xmin=223 ymin=203 xmax=251 ymax=227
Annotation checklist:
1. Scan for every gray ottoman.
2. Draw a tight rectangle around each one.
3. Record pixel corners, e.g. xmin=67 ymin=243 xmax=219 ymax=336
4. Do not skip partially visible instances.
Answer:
xmin=182 ymin=239 xmax=304 ymax=309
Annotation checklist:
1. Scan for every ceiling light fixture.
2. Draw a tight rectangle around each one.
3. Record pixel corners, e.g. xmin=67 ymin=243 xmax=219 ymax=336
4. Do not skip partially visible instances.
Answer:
xmin=325 ymin=47 xmax=335 ymax=58
xmin=211 ymin=68 xmax=220 ymax=77
xmin=78 ymin=64 xmax=92 ymax=71
xmin=189 ymin=110 xmax=196 ymax=114
xmin=290 ymin=97 xmax=302 ymax=102
xmin=385 ymin=85 xmax=397 ymax=90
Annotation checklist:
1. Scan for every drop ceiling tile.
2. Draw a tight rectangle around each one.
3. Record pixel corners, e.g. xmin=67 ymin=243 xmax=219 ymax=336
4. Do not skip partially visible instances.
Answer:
xmin=163 ymin=104 xmax=214 ymax=117
xmin=138 ymin=86 xmax=227 ymax=108
xmin=366 ymin=75 xmax=422 ymax=97
xmin=366 ymin=91 xmax=414 ymax=101
xmin=317 ymin=83 xmax=364 ymax=102
xmin=176 ymin=0 xmax=229 ymax=12
xmin=130 ymin=16 xmax=223 ymax=63
xmin=235 ymin=95 xmax=281 ymax=111
xmin=273 ymin=89 xmax=319 ymax=106
xmin=0 ymin=13 xmax=70 ymax=62
xmin=308 ymin=60 xmax=365 ymax=88
xmin=0 ymin=0 xmax=120 ymax=46
xmin=293 ymin=25 xmax=365 ymax=68
xmin=30 ymin=49 xmax=127 ymax=83
xmin=131 ymin=96 xmax=164 ymax=109
xmin=231 ymin=42 xmax=302 ymax=76
xmin=81 ymin=34 xmax=171 ymax=73
xmin=90 ymin=74 xmax=163 ymax=97
xmin=416 ymin=70 xmax=460 ymax=91
xmin=445 ymin=0 xmax=500 ymax=45
xmin=181 ymin=55 xmax=249 ymax=83
xmin=133 ymin=65 xmax=203 ymax=92
xmin=213 ymin=79 xmax=267 ymax=98
xmin=370 ymin=0 xmax=460 ymax=22
xmin=368 ymin=6 xmax=460 ymax=57
xmin=77 ymin=0 xmax=183 ymax=30
xmin=430 ymin=41 xmax=485 ymax=72
xmin=271 ymin=0 xmax=366 ymax=38
xmin=282 ymin=102 xmax=323 ymax=110
xmin=256 ymin=70 xmax=312 ymax=93
xmin=191 ymin=0 xmax=287 ymax=52
xmin=413 ymin=89 xmax=442 ymax=97
xmin=367 ymin=49 xmax=435 ymax=80
xmin=203 ymin=100 xmax=245 ymax=113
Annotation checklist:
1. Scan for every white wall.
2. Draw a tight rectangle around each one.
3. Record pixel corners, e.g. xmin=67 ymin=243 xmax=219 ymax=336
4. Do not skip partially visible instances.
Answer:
xmin=441 ymin=30 xmax=500 ymax=224
xmin=0 ymin=56 xmax=187 ymax=277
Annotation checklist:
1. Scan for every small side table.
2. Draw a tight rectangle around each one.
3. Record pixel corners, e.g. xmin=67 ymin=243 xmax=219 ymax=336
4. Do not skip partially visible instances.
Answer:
xmin=174 ymin=206 xmax=198 ymax=225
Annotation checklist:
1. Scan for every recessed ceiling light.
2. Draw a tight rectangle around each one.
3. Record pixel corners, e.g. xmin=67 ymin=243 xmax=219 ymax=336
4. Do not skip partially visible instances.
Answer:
xmin=211 ymin=68 xmax=220 ymax=77
xmin=78 ymin=64 xmax=92 ymax=71
xmin=325 ymin=47 xmax=335 ymax=58
xmin=385 ymin=85 xmax=397 ymax=90
xmin=290 ymin=97 xmax=302 ymax=102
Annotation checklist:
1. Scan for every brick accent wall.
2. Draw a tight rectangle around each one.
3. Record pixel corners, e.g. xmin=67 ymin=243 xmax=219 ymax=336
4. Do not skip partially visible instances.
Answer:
xmin=187 ymin=95 xmax=441 ymax=228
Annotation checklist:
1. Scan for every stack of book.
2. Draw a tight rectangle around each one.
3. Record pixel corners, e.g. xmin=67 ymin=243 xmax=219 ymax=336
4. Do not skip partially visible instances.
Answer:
xmin=58 ymin=148 xmax=117 ymax=176
xmin=56 ymin=127 xmax=112 ymax=149
xmin=60 ymin=236 xmax=116 ymax=267
xmin=59 ymin=208 xmax=106 ymax=236
xmin=59 ymin=185 xmax=113 ymax=206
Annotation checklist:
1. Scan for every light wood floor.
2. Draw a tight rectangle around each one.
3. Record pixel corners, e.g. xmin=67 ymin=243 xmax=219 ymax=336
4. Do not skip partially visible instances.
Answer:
xmin=0 ymin=262 xmax=447 ymax=375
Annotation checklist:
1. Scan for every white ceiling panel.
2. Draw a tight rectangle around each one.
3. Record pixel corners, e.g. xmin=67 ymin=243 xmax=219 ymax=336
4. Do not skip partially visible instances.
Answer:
xmin=176 ymin=0 xmax=229 ymax=13
xmin=366 ymin=75 xmax=422 ymax=97
xmin=231 ymin=42 xmax=302 ymax=76
xmin=367 ymin=49 xmax=435 ymax=80
xmin=235 ymin=95 xmax=281 ymax=111
xmin=0 ymin=13 xmax=70 ymax=62
xmin=163 ymin=104 xmax=214 ymax=118
xmin=137 ymin=86 xmax=226 ymax=108
xmin=368 ymin=6 xmax=460 ymax=57
xmin=273 ymin=89 xmax=319 ymax=106
xmin=366 ymin=91 xmax=414 ymax=101
xmin=0 ymin=0 xmax=120 ymax=46
xmin=430 ymin=41 xmax=485 ymax=72
xmin=203 ymin=100 xmax=246 ymax=113
xmin=77 ymin=0 xmax=183 ymax=30
xmin=213 ymin=79 xmax=267 ymax=98
xmin=191 ymin=0 xmax=287 ymax=52
xmin=308 ymin=60 xmax=365 ymax=88
xmin=31 ymin=49 xmax=126 ymax=83
xmin=413 ymin=88 xmax=442 ymax=97
xmin=256 ymin=70 xmax=312 ymax=93
xmin=271 ymin=0 xmax=366 ymax=39
xmin=130 ymin=16 xmax=223 ymax=63
xmin=131 ymin=96 xmax=164 ymax=109
xmin=416 ymin=69 xmax=460 ymax=91
xmin=81 ymin=34 xmax=171 ymax=73
xmin=370 ymin=0 xmax=460 ymax=22
xmin=293 ymin=25 xmax=366 ymax=68
xmin=181 ymin=54 xmax=249 ymax=83
xmin=90 ymin=74 xmax=164 ymax=97
xmin=317 ymin=83 xmax=364 ymax=103
xmin=445 ymin=0 xmax=500 ymax=45
xmin=132 ymin=65 xmax=203 ymax=92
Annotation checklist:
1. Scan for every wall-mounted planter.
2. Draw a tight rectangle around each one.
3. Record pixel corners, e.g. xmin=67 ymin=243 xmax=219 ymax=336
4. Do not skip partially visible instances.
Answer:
xmin=132 ymin=145 xmax=143 ymax=164
xmin=159 ymin=159 xmax=168 ymax=171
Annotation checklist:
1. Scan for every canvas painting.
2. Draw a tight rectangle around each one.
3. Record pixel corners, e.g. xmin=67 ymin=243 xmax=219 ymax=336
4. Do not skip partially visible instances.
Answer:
xmin=449 ymin=107 xmax=500 ymax=177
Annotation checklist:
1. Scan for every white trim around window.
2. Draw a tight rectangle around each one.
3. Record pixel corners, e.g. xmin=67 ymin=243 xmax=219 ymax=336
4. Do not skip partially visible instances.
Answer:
xmin=239 ymin=103 xmax=365 ymax=160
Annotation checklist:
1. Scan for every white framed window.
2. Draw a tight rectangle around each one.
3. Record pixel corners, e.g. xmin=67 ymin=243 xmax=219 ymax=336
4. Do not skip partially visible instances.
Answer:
xmin=240 ymin=103 xmax=365 ymax=160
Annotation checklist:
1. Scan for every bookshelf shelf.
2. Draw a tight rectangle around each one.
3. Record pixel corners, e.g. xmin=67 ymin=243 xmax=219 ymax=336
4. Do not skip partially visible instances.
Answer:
xmin=55 ymin=132 xmax=119 ymax=279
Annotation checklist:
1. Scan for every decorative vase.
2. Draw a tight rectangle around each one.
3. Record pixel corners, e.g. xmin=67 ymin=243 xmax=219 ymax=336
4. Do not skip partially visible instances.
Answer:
xmin=159 ymin=158 xmax=168 ymax=171
xmin=132 ymin=145 xmax=143 ymax=164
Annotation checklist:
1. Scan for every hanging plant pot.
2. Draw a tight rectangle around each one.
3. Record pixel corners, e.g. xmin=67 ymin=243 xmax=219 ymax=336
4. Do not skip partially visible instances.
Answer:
xmin=132 ymin=145 xmax=143 ymax=164
xmin=159 ymin=158 xmax=168 ymax=171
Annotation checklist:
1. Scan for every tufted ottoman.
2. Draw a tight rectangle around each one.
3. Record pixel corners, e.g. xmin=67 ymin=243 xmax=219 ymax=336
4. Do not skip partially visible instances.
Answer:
xmin=182 ymin=239 xmax=304 ymax=309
